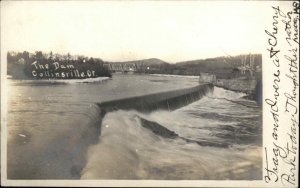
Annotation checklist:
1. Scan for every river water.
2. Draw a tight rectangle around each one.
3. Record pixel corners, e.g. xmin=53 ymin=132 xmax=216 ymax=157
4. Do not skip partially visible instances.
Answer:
xmin=6 ymin=74 xmax=262 ymax=180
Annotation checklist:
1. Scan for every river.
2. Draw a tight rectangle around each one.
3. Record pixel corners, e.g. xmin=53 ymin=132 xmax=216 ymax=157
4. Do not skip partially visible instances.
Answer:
xmin=6 ymin=74 xmax=262 ymax=180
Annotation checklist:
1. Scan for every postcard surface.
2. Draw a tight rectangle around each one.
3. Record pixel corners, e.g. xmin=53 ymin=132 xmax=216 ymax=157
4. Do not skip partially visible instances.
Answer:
xmin=1 ymin=1 xmax=299 ymax=187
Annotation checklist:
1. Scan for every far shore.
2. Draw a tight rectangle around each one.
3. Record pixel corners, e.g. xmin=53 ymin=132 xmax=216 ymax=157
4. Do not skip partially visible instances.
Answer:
xmin=6 ymin=75 xmax=111 ymax=84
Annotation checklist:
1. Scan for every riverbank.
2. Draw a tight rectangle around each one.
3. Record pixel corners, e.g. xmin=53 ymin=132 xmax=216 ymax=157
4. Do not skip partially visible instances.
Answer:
xmin=7 ymin=61 xmax=112 ymax=80
xmin=215 ymin=76 xmax=262 ymax=106
xmin=7 ymin=76 xmax=111 ymax=84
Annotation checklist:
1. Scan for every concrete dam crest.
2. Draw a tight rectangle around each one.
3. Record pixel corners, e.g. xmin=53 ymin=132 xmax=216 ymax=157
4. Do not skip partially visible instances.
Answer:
xmin=95 ymin=83 xmax=214 ymax=140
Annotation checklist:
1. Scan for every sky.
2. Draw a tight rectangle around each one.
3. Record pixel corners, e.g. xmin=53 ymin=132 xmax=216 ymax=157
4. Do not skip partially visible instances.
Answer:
xmin=1 ymin=1 xmax=286 ymax=63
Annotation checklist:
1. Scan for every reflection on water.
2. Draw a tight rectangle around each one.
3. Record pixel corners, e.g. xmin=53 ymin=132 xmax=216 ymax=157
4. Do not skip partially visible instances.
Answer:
xmin=7 ymin=74 xmax=261 ymax=180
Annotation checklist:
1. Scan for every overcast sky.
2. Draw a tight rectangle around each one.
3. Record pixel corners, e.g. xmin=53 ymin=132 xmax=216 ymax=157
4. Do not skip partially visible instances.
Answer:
xmin=1 ymin=1 xmax=287 ymax=63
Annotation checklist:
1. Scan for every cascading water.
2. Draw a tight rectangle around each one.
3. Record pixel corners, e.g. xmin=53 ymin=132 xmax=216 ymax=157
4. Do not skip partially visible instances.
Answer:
xmin=81 ymin=87 xmax=262 ymax=180
xmin=7 ymin=75 xmax=261 ymax=180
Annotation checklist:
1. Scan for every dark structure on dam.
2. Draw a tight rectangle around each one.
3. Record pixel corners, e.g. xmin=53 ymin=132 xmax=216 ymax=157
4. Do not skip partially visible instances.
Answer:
xmin=98 ymin=83 xmax=214 ymax=114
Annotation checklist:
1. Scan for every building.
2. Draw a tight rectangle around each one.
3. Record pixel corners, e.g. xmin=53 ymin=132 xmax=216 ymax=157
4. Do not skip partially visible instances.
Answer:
xmin=199 ymin=72 xmax=216 ymax=83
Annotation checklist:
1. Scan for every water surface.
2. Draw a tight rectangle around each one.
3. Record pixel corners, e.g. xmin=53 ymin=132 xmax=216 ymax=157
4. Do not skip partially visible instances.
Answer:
xmin=7 ymin=74 xmax=262 ymax=180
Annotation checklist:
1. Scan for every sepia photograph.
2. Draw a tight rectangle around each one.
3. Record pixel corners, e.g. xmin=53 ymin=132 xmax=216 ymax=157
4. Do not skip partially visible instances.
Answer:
xmin=1 ymin=0 xmax=298 ymax=187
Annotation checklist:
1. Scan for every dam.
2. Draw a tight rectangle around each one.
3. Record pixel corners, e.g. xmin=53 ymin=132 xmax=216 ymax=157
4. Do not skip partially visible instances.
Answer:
xmin=98 ymin=84 xmax=213 ymax=113
xmin=7 ymin=74 xmax=262 ymax=180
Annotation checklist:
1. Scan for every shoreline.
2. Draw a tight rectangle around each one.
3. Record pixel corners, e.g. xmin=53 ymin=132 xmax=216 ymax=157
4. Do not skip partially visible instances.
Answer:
xmin=7 ymin=76 xmax=112 ymax=84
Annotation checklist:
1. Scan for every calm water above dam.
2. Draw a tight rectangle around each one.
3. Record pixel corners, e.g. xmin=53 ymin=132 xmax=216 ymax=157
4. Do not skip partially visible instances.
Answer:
xmin=7 ymin=74 xmax=262 ymax=180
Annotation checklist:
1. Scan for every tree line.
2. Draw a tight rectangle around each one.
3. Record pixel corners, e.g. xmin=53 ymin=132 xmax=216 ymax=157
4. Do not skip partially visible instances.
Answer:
xmin=7 ymin=51 xmax=112 ymax=79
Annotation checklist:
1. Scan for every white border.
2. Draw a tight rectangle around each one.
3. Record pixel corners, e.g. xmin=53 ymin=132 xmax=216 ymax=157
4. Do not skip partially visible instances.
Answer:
xmin=1 ymin=1 xmax=299 ymax=187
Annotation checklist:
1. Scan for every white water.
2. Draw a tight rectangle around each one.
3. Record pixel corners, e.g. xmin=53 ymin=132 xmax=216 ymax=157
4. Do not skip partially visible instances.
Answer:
xmin=81 ymin=87 xmax=262 ymax=180
xmin=7 ymin=75 xmax=261 ymax=180
xmin=7 ymin=74 xmax=200 ymax=179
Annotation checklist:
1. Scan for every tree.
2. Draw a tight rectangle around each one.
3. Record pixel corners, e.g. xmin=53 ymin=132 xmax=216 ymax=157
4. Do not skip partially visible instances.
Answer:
xmin=35 ymin=51 xmax=44 ymax=60
xmin=7 ymin=52 xmax=14 ymax=63
xmin=67 ymin=53 xmax=71 ymax=62
xmin=49 ymin=51 xmax=53 ymax=61
xmin=22 ymin=51 xmax=30 ymax=63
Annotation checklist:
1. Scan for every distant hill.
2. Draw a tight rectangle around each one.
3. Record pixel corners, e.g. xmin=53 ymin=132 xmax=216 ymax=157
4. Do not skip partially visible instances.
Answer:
xmin=176 ymin=54 xmax=262 ymax=67
xmin=173 ymin=54 xmax=262 ymax=78
xmin=7 ymin=51 xmax=262 ymax=79
xmin=105 ymin=54 xmax=262 ymax=78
